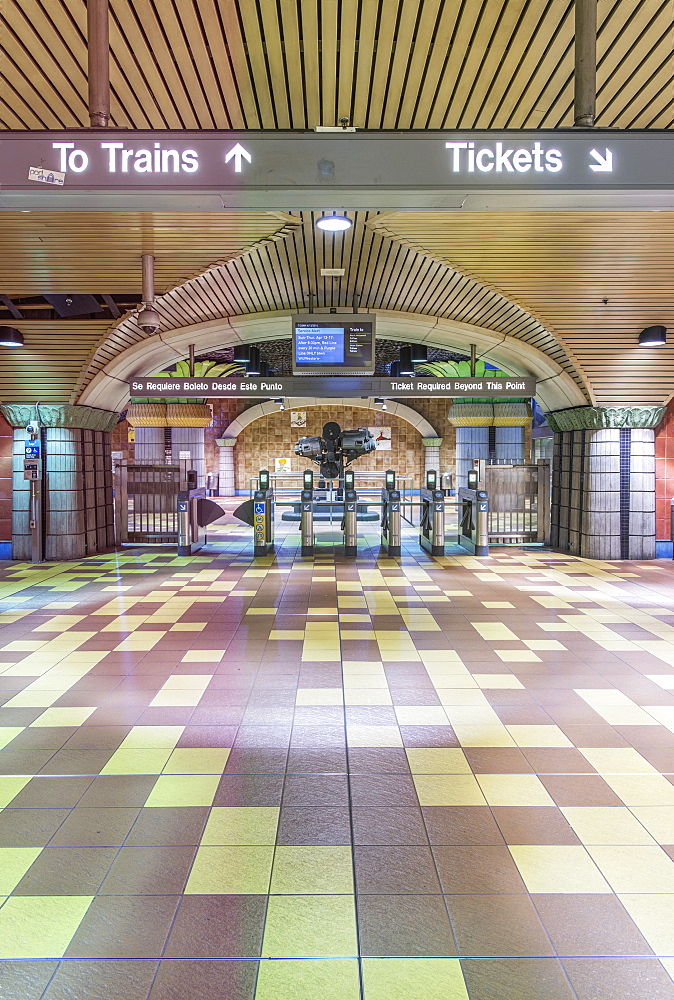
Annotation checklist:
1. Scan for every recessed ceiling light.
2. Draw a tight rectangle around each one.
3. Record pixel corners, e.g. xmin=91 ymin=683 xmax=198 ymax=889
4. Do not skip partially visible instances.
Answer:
xmin=316 ymin=215 xmax=352 ymax=232
xmin=0 ymin=326 xmax=24 ymax=347
xmin=638 ymin=325 xmax=667 ymax=346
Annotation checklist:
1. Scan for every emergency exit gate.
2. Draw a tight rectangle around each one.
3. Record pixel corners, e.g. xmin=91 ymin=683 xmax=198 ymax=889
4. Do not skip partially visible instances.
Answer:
xmin=482 ymin=462 xmax=551 ymax=545
xmin=114 ymin=463 xmax=181 ymax=544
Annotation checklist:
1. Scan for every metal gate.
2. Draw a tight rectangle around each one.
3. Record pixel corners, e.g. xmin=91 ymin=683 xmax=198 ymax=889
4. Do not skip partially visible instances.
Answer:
xmin=484 ymin=462 xmax=551 ymax=544
xmin=114 ymin=463 xmax=181 ymax=543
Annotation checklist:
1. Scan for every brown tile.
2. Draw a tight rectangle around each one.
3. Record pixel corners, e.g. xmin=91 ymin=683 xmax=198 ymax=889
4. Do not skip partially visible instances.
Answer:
xmin=446 ymin=894 xmax=554 ymax=956
xmin=39 ymin=749 xmax=115 ymax=775
xmin=48 ymin=807 xmax=140 ymax=846
xmin=464 ymin=748 xmax=533 ymax=774
xmin=66 ymin=895 xmax=180 ymax=957
xmin=64 ymin=726 xmax=132 ymax=750
xmin=533 ymin=895 xmax=655 ymax=956
xmin=43 ymin=960 xmax=157 ymax=1000
xmin=124 ymin=807 xmax=210 ymax=846
xmin=562 ymin=959 xmax=674 ymax=1000
xmin=0 ymin=961 xmax=58 ymax=1000
xmin=0 ymin=808 xmax=69 ymax=847
xmin=13 ymin=846 xmax=118 ymax=895
xmin=422 ymin=807 xmax=506 ymax=846
xmin=164 ymin=895 xmax=267 ymax=958
xmin=0 ymin=749 xmax=57 ymax=774
xmin=283 ymin=774 xmax=349 ymax=806
xmin=213 ymin=773 xmax=284 ymax=806
xmin=354 ymin=845 xmax=442 ymax=893
xmin=99 ymin=846 xmax=197 ymax=895
xmin=352 ymin=807 xmax=428 ymax=846
xmin=9 ymin=776 xmax=94 ymax=808
xmin=349 ymin=774 xmax=419 ymax=807
xmin=357 ymin=894 xmax=456 ymax=956
xmin=432 ymin=846 xmax=526 ymax=894
xmin=461 ymin=957 xmax=577 ymax=1000
xmin=276 ymin=806 xmax=351 ymax=845
xmin=492 ymin=806 xmax=581 ymax=845
xmin=347 ymin=748 xmax=411 ymax=772
xmin=522 ymin=748 xmax=598 ymax=773
xmin=539 ymin=773 xmax=624 ymax=806
xmin=77 ymin=775 xmax=158 ymax=807
xmin=558 ymin=725 xmax=629 ymax=747
xmin=4 ymin=727 xmax=76 ymax=750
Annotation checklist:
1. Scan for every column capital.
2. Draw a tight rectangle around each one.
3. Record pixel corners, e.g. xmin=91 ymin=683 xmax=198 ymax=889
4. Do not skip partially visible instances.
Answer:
xmin=421 ymin=437 xmax=443 ymax=447
xmin=215 ymin=437 xmax=237 ymax=447
xmin=0 ymin=403 xmax=119 ymax=432
xmin=547 ymin=405 xmax=665 ymax=432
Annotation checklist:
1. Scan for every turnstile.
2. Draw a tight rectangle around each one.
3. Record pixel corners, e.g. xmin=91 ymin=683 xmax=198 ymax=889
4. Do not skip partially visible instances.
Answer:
xmin=459 ymin=486 xmax=489 ymax=556
xmin=253 ymin=469 xmax=275 ymax=556
xmin=300 ymin=470 xmax=314 ymax=556
xmin=419 ymin=470 xmax=445 ymax=556
xmin=177 ymin=487 xmax=224 ymax=555
xmin=341 ymin=469 xmax=357 ymax=557
xmin=381 ymin=469 xmax=401 ymax=556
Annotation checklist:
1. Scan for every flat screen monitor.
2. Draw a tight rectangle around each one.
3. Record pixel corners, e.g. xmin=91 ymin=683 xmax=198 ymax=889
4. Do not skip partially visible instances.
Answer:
xmin=292 ymin=313 xmax=376 ymax=375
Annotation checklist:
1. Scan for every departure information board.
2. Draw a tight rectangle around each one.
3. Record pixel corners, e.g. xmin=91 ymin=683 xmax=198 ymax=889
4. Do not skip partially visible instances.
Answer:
xmin=292 ymin=314 xmax=376 ymax=374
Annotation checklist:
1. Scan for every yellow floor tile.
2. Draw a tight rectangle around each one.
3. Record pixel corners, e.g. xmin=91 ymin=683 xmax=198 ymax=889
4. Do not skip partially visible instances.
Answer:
xmin=185 ymin=845 xmax=274 ymax=894
xmin=588 ymin=846 xmax=674 ymax=892
xmin=0 ymin=895 xmax=93 ymax=958
xmin=395 ymin=707 xmax=449 ymax=726
xmin=362 ymin=958 xmax=469 ymax=1000
xmin=561 ymin=807 xmax=656 ymax=845
xmin=161 ymin=749 xmax=230 ymax=774
xmin=495 ymin=650 xmax=542 ymax=662
xmin=452 ymin=724 xmax=517 ymax=747
xmin=296 ymin=688 xmax=343 ymax=705
xmin=406 ymin=748 xmax=471 ymax=774
xmin=344 ymin=689 xmax=392 ymax=705
xmin=413 ymin=773 xmax=487 ymax=806
xmin=0 ymin=847 xmax=42 ymax=893
xmin=619 ymin=894 xmax=674 ymax=955
xmin=472 ymin=674 xmax=524 ymax=689
xmin=254 ymin=959 xmax=360 ymax=1000
xmin=0 ymin=776 xmax=31 ymax=807
xmin=29 ymin=707 xmax=95 ymax=728
xmin=602 ymin=774 xmax=674 ymax=806
xmin=144 ymin=773 xmax=219 ymax=807
xmin=201 ymin=807 xmax=279 ymax=846
xmin=506 ymin=725 xmax=573 ymax=748
xmin=270 ymin=846 xmax=354 ymax=895
xmin=630 ymin=807 xmax=674 ymax=844
xmin=476 ymin=773 xmax=554 ymax=807
xmin=579 ymin=748 xmax=658 ymax=774
xmin=181 ymin=650 xmax=222 ymax=662
xmin=346 ymin=725 xmax=403 ymax=747
xmin=149 ymin=689 xmax=206 ymax=707
xmin=509 ymin=845 xmax=611 ymax=893
xmin=100 ymin=748 xmax=173 ymax=775
xmin=118 ymin=726 xmax=184 ymax=750
xmin=0 ymin=728 xmax=23 ymax=750
xmin=261 ymin=894 xmax=357 ymax=958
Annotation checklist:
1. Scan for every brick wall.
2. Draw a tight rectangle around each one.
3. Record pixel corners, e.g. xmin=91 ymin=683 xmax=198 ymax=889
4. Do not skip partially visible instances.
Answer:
xmin=0 ymin=412 xmax=12 ymax=545
xmin=234 ymin=404 xmax=433 ymax=489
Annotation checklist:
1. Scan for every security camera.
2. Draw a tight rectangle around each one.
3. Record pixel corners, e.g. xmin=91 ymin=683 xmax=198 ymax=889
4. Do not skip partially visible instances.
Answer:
xmin=137 ymin=305 xmax=160 ymax=335
xmin=339 ymin=116 xmax=350 ymax=128
xmin=26 ymin=422 xmax=39 ymax=438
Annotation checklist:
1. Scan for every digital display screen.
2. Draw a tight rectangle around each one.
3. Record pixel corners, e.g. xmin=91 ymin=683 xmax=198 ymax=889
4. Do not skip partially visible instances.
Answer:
xmin=292 ymin=314 xmax=376 ymax=374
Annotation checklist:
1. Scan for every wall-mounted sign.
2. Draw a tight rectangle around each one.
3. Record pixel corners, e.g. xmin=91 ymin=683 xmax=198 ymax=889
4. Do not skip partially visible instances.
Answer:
xmin=290 ymin=411 xmax=307 ymax=428
xmin=2 ymin=130 xmax=673 ymax=211
xmin=369 ymin=427 xmax=392 ymax=450
xmin=130 ymin=376 xmax=536 ymax=399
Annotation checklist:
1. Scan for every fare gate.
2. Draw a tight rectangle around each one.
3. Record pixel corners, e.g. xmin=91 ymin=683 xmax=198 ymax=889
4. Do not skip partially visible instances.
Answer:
xmin=419 ymin=470 xmax=445 ymax=556
xmin=381 ymin=470 xmax=401 ymax=557
xmin=253 ymin=469 xmax=275 ymax=556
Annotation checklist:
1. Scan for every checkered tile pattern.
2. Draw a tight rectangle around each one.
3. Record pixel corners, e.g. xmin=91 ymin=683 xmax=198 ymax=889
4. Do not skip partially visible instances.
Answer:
xmin=1 ymin=518 xmax=674 ymax=999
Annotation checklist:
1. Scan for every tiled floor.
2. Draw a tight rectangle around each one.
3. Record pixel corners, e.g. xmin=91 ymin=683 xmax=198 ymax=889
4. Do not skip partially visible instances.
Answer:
xmin=1 ymin=515 xmax=674 ymax=998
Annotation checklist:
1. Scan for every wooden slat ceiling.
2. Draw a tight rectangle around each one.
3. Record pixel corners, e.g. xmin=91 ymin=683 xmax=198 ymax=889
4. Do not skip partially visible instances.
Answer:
xmin=76 ymin=210 xmax=589 ymax=404
xmin=370 ymin=211 xmax=674 ymax=406
xmin=0 ymin=211 xmax=298 ymax=295
xmin=0 ymin=0 xmax=671 ymax=130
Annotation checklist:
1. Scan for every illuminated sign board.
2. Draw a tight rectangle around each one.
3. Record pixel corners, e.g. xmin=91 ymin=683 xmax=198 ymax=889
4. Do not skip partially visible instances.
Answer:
xmin=292 ymin=314 xmax=376 ymax=375
xmin=129 ymin=376 xmax=536 ymax=398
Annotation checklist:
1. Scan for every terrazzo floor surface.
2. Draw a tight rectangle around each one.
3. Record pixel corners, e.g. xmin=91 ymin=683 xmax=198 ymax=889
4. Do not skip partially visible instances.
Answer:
xmin=1 ymin=514 xmax=674 ymax=998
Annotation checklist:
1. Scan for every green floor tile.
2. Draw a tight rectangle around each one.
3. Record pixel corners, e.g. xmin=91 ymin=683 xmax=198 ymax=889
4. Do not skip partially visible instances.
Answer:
xmin=0 ymin=895 xmax=93 ymax=958
xmin=270 ymin=847 xmax=354 ymax=895
xmin=362 ymin=958 xmax=469 ymax=1000
xmin=0 ymin=848 xmax=42 ymax=894
xmin=201 ymin=807 xmax=280 ymax=845
xmin=254 ymin=959 xmax=360 ymax=1000
xmin=162 ymin=748 xmax=230 ymax=773
xmin=185 ymin=845 xmax=274 ymax=894
xmin=100 ymin=748 xmax=173 ymax=775
xmin=262 ymin=895 xmax=358 ymax=957
xmin=0 ymin=776 xmax=32 ymax=807
xmin=144 ymin=773 xmax=220 ymax=807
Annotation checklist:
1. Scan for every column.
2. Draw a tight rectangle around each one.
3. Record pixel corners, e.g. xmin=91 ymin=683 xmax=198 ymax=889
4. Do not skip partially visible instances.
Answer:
xmin=421 ymin=437 xmax=443 ymax=481
xmin=133 ymin=427 xmax=166 ymax=464
xmin=171 ymin=427 xmax=205 ymax=485
xmin=217 ymin=438 xmax=237 ymax=496
xmin=548 ymin=406 xmax=663 ymax=560
xmin=2 ymin=403 xmax=118 ymax=561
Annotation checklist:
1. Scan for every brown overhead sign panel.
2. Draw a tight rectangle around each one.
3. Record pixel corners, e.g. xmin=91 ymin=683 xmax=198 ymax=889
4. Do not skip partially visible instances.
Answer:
xmin=130 ymin=376 xmax=536 ymax=399
xmin=1 ymin=130 xmax=672 ymax=211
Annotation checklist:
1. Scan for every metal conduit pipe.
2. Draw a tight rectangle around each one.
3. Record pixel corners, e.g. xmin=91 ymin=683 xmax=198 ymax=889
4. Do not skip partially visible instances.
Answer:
xmin=574 ymin=0 xmax=597 ymax=127
xmin=87 ymin=0 xmax=110 ymax=128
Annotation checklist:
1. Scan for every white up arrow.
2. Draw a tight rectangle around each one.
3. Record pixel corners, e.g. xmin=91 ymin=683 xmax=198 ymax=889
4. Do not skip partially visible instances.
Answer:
xmin=589 ymin=148 xmax=613 ymax=172
xmin=225 ymin=143 xmax=252 ymax=173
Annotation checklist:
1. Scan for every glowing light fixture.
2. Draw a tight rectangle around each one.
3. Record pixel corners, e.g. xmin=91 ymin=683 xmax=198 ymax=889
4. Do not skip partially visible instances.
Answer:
xmin=0 ymin=326 xmax=24 ymax=347
xmin=316 ymin=214 xmax=352 ymax=232
xmin=638 ymin=325 xmax=667 ymax=346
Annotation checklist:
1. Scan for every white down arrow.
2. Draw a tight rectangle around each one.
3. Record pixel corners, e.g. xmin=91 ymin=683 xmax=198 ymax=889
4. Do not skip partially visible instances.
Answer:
xmin=589 ymin=148 xmax=613 ymax=172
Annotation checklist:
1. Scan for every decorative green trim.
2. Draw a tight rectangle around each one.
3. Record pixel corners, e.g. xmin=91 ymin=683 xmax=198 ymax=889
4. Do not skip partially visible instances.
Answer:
xmin=421 ymin=437 xmax=443 ymax=447
xmin=0 ymin=403 xmax=119 ymax=432
xmin=547 ymin=405 xmax=666 ymax=432
xmin=215 ymin=438 xmax=237 ymax=447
